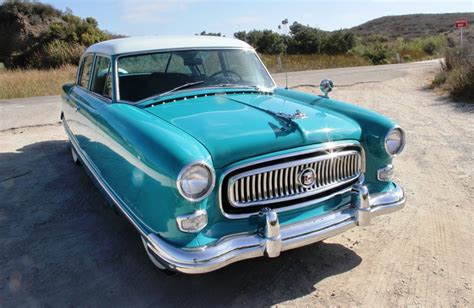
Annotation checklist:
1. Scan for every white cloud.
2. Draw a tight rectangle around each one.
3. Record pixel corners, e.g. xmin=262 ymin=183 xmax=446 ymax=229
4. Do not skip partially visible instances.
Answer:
xmin=120 ymin=0 xmax=200 ymax=23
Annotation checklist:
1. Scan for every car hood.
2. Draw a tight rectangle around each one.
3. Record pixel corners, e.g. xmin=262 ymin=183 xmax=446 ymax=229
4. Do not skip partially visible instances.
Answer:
xmin=144 ymin=92 xmax=361 ymax=168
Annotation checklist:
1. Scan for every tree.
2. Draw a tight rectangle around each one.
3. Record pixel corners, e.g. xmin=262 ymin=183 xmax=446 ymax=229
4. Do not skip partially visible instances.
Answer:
xmin=322 ymin=30 xmax=356 ymax=55
xmin=198 ymin=31 xmax=223 ymax=37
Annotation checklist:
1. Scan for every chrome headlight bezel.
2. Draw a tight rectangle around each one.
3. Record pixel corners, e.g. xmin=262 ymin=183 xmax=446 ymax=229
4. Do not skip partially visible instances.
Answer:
xmin=384 ymin=126 xmax=406 ymax=157
xmin=177 ymin=162 xmax=215 ymax=202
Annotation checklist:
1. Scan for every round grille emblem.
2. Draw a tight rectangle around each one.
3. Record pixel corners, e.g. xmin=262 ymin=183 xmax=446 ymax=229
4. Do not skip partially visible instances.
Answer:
xmin=298 ymin=168 xmax=316 ymax=188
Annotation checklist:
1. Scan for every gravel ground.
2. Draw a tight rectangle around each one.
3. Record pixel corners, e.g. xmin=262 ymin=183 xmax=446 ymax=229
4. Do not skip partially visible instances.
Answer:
xmin=0 ymin=66 xmax=472 ymax=306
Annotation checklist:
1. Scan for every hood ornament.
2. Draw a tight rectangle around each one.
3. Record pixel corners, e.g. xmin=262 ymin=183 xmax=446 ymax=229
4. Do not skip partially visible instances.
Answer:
xmin=320 ymin=79 xmax=334 ymax=97
xmin=273 ymin=109 xmax=307 ymax=120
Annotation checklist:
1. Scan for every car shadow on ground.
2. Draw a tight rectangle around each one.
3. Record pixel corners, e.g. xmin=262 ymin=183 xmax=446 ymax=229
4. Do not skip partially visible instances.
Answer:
xmin=0 ymin=139 xmax=362 ymax=307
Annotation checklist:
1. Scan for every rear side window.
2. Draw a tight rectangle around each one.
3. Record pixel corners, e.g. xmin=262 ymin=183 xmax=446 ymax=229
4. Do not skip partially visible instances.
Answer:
xmin=78 ymin=55 xmax=94 ymax=88
xmin=90 ymin=56 xmax=112 ymax=97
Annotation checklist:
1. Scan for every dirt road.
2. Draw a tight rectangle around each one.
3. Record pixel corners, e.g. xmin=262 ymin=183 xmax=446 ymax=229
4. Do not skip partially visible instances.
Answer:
xmin=1 ymin=64 xmax=472 ymax=306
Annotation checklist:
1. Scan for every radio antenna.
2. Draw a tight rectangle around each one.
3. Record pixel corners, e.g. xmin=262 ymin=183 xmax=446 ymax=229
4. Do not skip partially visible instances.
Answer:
xmin=281 ymin=18 xmax=289 ymax=90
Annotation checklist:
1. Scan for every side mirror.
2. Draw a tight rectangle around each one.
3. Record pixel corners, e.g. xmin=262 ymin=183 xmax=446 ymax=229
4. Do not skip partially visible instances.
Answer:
xmin=62 ymin=83 xmax=74 ymax=94
xmin=319 ymin=79 xmax=334 ymax=97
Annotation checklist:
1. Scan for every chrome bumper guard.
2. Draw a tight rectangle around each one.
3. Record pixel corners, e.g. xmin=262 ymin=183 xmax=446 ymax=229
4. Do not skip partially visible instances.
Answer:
xmin=144 ymin=178 xmax=406 ymax=274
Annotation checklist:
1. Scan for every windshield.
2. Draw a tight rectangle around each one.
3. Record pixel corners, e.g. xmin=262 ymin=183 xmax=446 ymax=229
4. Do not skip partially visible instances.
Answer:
xmin=117 ymin=49 xmax=275 ymax=102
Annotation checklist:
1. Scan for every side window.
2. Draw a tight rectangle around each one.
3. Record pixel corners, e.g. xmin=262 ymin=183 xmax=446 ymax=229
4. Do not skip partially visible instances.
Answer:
xmin=79 ymin=55 xmax=94 ymax=88
xmin=90 ymin=56 xmax=112 ymax=97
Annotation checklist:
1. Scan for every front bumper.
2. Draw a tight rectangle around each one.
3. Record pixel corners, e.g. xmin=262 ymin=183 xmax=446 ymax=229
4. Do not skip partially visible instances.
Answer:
xmin=144 ymin=178 xmax=406 ymax=274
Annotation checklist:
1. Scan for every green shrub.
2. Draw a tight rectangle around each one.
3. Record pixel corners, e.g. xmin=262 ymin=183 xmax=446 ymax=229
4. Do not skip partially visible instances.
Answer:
xmin=431 ymin=70 xmax=447 ymax=86
xmin=403 ymin=54 xmax=412 ymax=62
xmin=445 ymin=65 xmax=474 ymax=100
xmin=357 ymin=43 xmax=391 ymax=65
xmin=433 ymin=45 xmax=474 ymax=102
xmin=28 ymin=40 xmax=83 ymax=69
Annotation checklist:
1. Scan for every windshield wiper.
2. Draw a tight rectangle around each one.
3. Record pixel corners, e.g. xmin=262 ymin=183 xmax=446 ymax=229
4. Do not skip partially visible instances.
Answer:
xmin=210 ymin=84 xmax=274 ymax=92
xmin=156 ymin=81 xmax=205 ymax=98
xmin=137 ymin=81 xmax=206 ymax=105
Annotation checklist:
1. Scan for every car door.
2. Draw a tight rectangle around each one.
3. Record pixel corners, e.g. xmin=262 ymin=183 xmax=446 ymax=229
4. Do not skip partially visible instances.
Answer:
xmin=81 ymin=56 xmax=114 ymax=168
xmin=71 ymin=55 xmax=111 ymax=167
xmin=63 ymin=54 xmax=94 ymax=146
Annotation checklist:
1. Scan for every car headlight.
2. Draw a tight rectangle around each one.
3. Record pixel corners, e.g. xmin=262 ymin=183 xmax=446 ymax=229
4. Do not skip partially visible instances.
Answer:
xmin=384 ymin=126 xmax=406 ymax=156
xmin=177 ymin=163 xmax=215 ymax=201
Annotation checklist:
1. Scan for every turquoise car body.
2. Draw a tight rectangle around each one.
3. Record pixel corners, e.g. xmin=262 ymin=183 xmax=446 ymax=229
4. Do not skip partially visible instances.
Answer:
xmin=62 ymin=36 xmax=405 ymax=273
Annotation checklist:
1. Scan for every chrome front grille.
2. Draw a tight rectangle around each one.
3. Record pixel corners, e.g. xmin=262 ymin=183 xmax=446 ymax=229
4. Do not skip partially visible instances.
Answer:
xmin=227 ymin=150 xmax=362 ymax=208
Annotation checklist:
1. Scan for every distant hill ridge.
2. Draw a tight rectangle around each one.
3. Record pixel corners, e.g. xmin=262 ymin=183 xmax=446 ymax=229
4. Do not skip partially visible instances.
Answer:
xmin=351 ymin=13 xmax=474 ymax=42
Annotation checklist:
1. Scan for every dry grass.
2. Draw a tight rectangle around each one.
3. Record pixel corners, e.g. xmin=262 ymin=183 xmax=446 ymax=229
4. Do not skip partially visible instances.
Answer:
xmin=0 ymin=65 xmax=76 ymax=100
xmin=260 ymin=54 xmax=371 ymax=73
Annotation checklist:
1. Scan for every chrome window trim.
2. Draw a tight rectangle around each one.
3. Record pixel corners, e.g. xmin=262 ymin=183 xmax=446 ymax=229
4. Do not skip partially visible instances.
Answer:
xmin=218 ymin=141 xmax=366 ymax=219
xmin=76 ymin=53 xmax=95 ymax=89
xmin=90 ymin=54 xmax=114 ymax=100
xmin=75 ymin=53 xmax=114 ymax=104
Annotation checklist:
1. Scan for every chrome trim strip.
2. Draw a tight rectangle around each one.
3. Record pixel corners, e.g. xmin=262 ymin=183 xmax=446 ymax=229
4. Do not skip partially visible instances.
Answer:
xmin=219 ymin=142 xmax=365 ymax=219
xmin=145 ymin=181 xmax=406 ymax=274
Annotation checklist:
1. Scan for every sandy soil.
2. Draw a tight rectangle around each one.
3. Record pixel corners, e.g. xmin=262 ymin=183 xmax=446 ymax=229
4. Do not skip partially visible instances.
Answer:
xmin=0 ymin=67 xmax=472 ymax=306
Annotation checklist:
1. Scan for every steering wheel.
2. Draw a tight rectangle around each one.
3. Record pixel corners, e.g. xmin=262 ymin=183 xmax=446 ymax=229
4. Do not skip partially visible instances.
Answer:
xmin=208 ymin=70 xmax=243 ymax=81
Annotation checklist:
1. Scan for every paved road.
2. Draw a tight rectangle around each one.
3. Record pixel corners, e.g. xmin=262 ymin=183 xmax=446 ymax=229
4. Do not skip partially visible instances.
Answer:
xmin=0 ymin=95 xmax=62 ymax=131
xmin=272 ymin=59 xmax=439 ymax=87
xmin=0 ymin=60 xmax=439 ymax=131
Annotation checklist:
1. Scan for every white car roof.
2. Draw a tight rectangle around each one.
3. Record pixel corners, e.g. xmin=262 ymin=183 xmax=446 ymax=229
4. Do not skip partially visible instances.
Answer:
xmin=85 ymin=35 xmax=252 ymax=56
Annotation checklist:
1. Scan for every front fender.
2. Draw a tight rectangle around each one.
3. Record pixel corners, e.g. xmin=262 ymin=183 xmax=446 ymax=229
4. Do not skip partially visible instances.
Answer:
xmin=93 ymin=103 xmax=212 ymax=246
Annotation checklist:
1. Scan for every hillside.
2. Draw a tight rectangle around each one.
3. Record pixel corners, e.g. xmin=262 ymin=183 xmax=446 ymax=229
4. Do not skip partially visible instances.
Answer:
xmin=352 ymin=13 xmax=474 ymax=42
xmin=0 ymin=1 xmax=112 ymax=68
xmin=0 ymin=2 xmax=63 ymax=64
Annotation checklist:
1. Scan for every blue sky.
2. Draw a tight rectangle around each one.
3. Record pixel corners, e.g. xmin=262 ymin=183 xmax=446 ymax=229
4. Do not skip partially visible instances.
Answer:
xmin=41 ymin=0 xmax=474 ymax=36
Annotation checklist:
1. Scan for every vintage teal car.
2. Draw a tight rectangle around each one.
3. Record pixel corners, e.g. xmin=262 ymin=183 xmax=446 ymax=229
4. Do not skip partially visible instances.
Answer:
xmin=61 ymin=36 xmax=406 ymax=274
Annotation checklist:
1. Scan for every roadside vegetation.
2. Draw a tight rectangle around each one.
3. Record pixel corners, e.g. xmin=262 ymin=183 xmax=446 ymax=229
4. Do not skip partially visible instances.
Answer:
xmin=0 ymin=65 xmax=76 ymax=99
xmin=234 ymin=23 xmax=447 ymax=66
xmin=431 ymin=45 xmax=474 ymax=102
xmin=261 ymin=54 xmax=370 ymax=73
